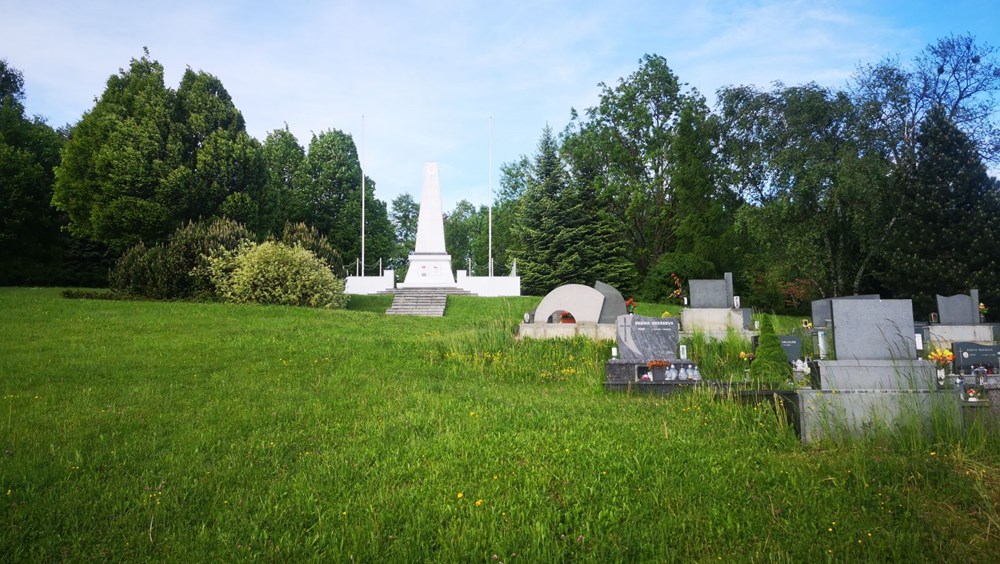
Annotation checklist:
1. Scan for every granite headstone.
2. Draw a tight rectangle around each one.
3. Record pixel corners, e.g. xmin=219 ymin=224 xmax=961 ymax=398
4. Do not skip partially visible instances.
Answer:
xmin=831 ymin=299 xmax=917 ymax=360
xmin=594 ymin=281 xmax=627 ymax=324
xmin=778 ymin=335 xmax=803 ymax=363
xmin=689 ymin=272 xmax=734 ymax=309
xmin=951 ymin=342 xmax=1000 ymax=374
xmin=811 ymin=295 xmax=879 ymax=328
xmin=616 ymin=314 xmax=680 ymax=361
xmin=936 ymin=290 xmax=979 ymax=325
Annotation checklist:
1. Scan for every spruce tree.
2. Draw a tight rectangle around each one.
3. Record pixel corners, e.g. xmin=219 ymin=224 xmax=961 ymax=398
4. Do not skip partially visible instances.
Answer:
xmin=512 ymin=126 xmax=564 ymax=295
xmin=883 ymin=105 xmax=1000 ymax=310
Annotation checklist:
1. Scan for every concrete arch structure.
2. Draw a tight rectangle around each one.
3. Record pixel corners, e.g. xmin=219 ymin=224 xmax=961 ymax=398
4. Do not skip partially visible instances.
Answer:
xmin=534 ymin=284 xmax=605 ymax=324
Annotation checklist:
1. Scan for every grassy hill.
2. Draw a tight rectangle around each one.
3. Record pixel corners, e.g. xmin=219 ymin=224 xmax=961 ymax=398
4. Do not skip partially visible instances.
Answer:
xmin=1 ymin=288 xmax=998 ymax=561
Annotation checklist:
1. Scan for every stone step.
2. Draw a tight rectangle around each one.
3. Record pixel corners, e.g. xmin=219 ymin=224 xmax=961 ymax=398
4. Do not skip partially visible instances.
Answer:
xmin=383 ymin=287 xmax=479 ymax=316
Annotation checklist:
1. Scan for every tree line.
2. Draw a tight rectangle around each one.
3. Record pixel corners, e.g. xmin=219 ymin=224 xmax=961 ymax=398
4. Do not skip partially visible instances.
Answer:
xmin=3 ymin=35 xmax=999 ymax=314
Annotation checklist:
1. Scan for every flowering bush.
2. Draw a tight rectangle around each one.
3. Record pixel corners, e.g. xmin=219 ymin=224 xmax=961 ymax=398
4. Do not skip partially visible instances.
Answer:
xmin=927 ymin=348 xmax=954 ymax=369
xmin=206 ymin=241 xmax=348 ymax=308
xmin=739 ymin=351 xmax=756 ymax=362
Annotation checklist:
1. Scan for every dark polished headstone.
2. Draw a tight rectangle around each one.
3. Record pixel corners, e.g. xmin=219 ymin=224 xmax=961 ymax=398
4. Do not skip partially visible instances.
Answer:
xmin=778 ymin=335 xmax=802 ymax=362
xmin=951 ymin=342 xmax=1000 ymax=374
xmin=616 ymin=314 xmax=679 ymax=361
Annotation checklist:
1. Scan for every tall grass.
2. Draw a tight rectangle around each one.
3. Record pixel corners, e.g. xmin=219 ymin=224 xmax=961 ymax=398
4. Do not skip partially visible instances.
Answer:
xmin=1 ymin=288 xmax=999 ymax=561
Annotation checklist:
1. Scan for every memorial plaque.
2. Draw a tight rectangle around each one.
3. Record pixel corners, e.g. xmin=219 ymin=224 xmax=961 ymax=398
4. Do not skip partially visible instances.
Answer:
xmin=778 ymin=335 xmax=802 ymax=363
xmin=616 ymin=314 xmax=680 ymax=361
xmin=951 ymin=342 xmax=1000 ymax=374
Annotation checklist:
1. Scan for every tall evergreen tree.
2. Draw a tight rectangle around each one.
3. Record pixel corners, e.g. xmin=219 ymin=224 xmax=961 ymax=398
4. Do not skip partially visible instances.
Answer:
xmin=511 ymin=126 xmax=564 ymax=295
xmin=883 ymin=105 xmax=1000 ymax=311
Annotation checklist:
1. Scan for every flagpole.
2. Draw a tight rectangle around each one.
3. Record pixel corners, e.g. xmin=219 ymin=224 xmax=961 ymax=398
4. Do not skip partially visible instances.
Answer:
xmin=359 ymin=114 xmax=365 ymax=276
xmin=488 ymin=115 xmax=494 ymax=277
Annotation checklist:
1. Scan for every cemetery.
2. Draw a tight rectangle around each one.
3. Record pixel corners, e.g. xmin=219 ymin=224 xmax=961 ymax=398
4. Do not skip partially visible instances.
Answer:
xmin=5 ymin=20 xmax=1000 ymax=560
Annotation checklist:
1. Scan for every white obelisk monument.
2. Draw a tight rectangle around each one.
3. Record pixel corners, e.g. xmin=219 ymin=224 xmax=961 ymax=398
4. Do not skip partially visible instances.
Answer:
xmin=401 ymin=162 xmax=456 ymax=287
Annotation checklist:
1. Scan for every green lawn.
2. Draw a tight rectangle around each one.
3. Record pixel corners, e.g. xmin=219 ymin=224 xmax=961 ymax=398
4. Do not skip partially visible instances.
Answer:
xmin=1 ymin=288 xmax=998 ymax=561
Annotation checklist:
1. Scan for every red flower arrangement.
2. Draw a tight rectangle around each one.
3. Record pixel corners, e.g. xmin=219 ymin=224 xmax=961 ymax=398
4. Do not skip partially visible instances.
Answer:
xmin=625 ymin=298 xmax=637 ymax=314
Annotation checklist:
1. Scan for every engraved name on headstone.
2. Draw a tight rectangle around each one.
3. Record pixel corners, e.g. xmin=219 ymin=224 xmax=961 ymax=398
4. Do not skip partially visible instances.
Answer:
xmin=616 ymin=314 xmax=680 ymax=361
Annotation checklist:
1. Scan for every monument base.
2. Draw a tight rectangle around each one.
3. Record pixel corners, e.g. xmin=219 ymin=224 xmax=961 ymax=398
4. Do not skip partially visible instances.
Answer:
xmin=811 ymin=359 xmax=937 ymax=391
xmin=399 ymin=253 xmax=456 ymax=288
xmin=604 ymin=358 xmax=702 ymax=395
xmin=797 ymin=389 xmax=960 ymax=443
xmin=927 ymin=324 xmax=993 ymax=347
xmin=517 ymin=322 xmax=616 ymax=341
xmin=680 ymin=308 xmax=754 ymax=338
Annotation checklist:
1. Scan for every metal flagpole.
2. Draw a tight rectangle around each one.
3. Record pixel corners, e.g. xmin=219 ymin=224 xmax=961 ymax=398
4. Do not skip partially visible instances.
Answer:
xmin=360 ymin=114 xmax=365 ymax=276
xmin=488 ymin=115 xmax=494 ymax=277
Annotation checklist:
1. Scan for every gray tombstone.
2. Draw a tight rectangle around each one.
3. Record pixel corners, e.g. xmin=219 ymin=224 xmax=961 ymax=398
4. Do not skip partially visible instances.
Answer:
xmin=594 ymin=281 xmax=627 ymax=324
xmin=689 ymin=272 xmax=734 ymax=309
xmin=831 ymin=299 xmax=917 ymax=360
xmin=616 ymin=314 xmax=680 ymax=361
xmin=936 ymin=290 xmax=979 ymax=325
xmin=778 ymin=335 xmax=802 ymax=363
xmin=811 ymin=295 xmax=879 ymax=328
xmin=951 ymin=342 xmax=1000 ymax=374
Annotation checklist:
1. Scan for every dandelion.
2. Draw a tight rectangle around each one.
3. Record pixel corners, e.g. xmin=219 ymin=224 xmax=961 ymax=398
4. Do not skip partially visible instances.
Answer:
xmin=475 ymin=499 xmax=483 ymax=507
xmin=457 ymin=492 xmax=464 ymax=499
xmin=930 ymin=451 xmax=937 ymax=456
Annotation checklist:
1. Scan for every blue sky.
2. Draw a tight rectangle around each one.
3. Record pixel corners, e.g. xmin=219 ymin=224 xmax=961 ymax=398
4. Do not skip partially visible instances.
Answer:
xmin=3 ymin=0 xmax=999 ymax=211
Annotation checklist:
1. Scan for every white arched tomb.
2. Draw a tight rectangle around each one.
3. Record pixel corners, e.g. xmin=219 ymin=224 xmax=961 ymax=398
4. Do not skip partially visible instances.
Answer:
xmin=533 ymin=284 xmax=605 ymax=324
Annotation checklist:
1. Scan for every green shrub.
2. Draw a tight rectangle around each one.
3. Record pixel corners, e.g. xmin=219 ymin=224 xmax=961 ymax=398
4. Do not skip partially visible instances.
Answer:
xmin=280 ymin=222 xmax=344 ymax=276
xmin=749 ymin=316 xmax=793 ymax=387
xmin=208 ymin=241 xmax=348 ymax=308
xmin=108 ymin=218 xmax=253 ymax=299
xmin=108 ymin=242 xmax=171 ymax=298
